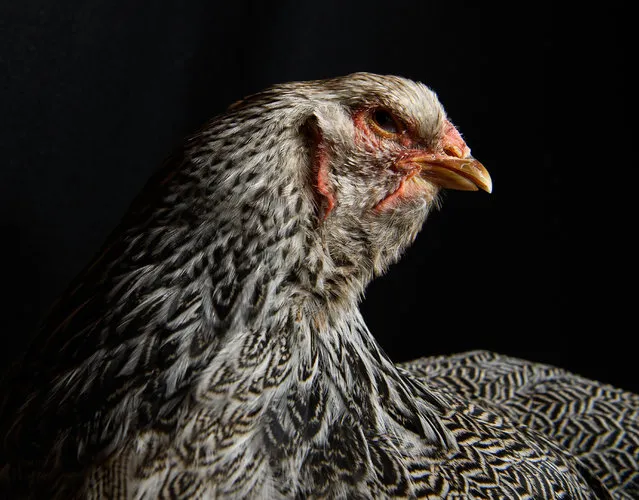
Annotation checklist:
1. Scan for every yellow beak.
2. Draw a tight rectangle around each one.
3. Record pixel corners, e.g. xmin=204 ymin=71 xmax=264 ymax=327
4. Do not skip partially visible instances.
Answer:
xmin=411 ymin=153 xmax=492 ymax=193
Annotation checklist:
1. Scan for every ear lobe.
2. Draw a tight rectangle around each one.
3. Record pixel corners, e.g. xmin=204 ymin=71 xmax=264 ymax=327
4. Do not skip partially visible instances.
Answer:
xmin=301 ymin=116 xmax=335 ymax=222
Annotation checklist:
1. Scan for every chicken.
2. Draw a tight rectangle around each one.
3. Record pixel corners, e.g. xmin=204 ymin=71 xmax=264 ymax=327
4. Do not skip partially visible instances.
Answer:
xmin=0 ymin=73 xmax=635 ymax=498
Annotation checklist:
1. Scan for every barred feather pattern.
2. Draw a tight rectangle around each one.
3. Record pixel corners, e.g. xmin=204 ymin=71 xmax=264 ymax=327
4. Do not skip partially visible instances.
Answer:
xmin=402 ymin=351 xmax=639 ymax=499
xmin=0 ymin=73 xmax=633 ymax=498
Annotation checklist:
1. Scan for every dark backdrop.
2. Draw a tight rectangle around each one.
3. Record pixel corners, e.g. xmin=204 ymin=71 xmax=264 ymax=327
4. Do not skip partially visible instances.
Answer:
xmin=0 ymin=3 xmax=625 ymax=391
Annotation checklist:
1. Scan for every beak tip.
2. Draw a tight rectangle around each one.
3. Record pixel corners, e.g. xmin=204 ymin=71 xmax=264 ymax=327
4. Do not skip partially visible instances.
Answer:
xmin=474 ymin=165 xmax=492 ymax=193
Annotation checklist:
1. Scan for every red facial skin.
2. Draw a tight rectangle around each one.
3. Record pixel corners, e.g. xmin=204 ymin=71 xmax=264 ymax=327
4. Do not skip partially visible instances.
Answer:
xmin=353 ymin=108 xmax=423 ymax=212
xmin=313 ymin=130 xmax=335 ymax=221
xmin=314 ymin=108 xmax=471 ymax=218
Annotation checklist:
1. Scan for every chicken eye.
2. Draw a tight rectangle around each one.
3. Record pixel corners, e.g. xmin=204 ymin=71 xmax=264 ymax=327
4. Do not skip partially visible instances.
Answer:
xmin=370 ymin=109 xmax=402 ymax=136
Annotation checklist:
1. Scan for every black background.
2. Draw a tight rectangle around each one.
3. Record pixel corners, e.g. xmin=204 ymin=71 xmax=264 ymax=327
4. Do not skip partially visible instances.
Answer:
xmin=0 ymin=3 xmax=630 ymax=392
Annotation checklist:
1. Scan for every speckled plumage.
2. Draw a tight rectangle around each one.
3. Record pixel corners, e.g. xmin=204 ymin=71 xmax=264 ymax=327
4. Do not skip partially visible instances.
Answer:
xmin=402 ymin=351 xmax=639 ymax=499
xmin=0 ymin=73 xmax=636 ymax=499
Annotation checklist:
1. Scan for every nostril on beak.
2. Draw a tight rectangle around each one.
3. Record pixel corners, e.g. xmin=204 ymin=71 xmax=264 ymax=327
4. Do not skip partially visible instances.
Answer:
xmin=442 ymin=119 xmax=471 ymax=159
xmin=443 ymin=144 xmax=464 ymax=159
